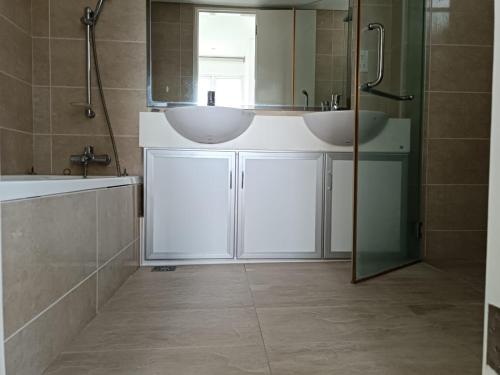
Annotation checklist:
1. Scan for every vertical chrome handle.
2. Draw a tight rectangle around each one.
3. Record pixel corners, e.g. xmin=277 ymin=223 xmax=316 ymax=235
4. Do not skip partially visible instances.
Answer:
xmin=230 ymin=171 xmax=233 ymax=189
xmin=327 ymin=171 xmax=333 ymax=191
xmin=241 ymin=171 xmax=245 ymax=189
xmin=361 ymin=23 xmax=385 ymax=90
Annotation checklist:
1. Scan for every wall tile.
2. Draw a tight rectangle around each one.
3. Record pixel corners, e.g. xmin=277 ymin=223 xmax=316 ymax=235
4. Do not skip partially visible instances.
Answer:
xmin=97 ymin=241 xmax=139 ymax=310
xmin=431 ymin=0 xmax=493 ymax=46
xmin=0 ymin=72 xmax=33 ymax=133
xmin=96 ymin=41 xmax=147 ymax=89
xmin=2 ymin=191 xmax=97 ymax=336
xmin=31 ymin=0 xmax=49 ymax=37
xmin=33 ymin=134 xmax=52 ymax=174
xmin=151 ymin=2 xmax=180 ymax=23
xmin=0 ymin=15 xmax=32 ymax=83
xmin=49 ymin=0 xmax=87 ymax=38
xmin=33 ymin=86 xmax=51 ymax=134
xmin=50 ymin=38 xmax=86 ymax=87
xmin=427 ymin=92 xmax=492 ymax=139
xmin=95 ymin=0 xmax=146 ymax=42
xmin=430 ymin=45 xmax=493 ymax=92
xmin=0 ymin=0 xmax=31 ymax=33
xmin=180 ymin=3 xmax=194 ymax=24
xmin=427 ymin=139 xmax=490 ymax=185
xmin=32 ymin=37 xmax=50 ymax=86
xmin=316 ymin=10 xmax=334 ymax=29
xmin=0 ymin=129 xmax=32 ymax=174
xmin=425 ymin=230 xmax=487 ymax=262
xmin=5 ymin=276 xmax=96 ymax=375
xmin=426 ymin=185 xmax=488 ymax=231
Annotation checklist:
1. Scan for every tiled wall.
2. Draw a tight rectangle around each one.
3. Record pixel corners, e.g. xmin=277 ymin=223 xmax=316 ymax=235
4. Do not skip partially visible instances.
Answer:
xmin=31 ymin=0 xmax=147 ymax=176
xmin=0 ymin=1 xmax=33 ymax=174
xmin=1 ymin=184 xmax=140 ymax=375
xmin=422 ymin=0 xmax=493 ymax=287
xmin=314 ymin=9 xmax=349 ymax=107
xmin=151 ymin=2 xmax=195 ymax=103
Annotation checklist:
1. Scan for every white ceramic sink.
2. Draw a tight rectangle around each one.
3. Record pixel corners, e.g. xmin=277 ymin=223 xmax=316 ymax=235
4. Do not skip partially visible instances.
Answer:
xmin=164 ymin=106 xmax=255 ymax=144
xmin=303 ymin=110 xmax=388 ymax=146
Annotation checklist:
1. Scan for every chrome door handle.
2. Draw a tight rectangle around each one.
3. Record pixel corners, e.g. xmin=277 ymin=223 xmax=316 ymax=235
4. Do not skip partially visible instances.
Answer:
xmin=327 ymin=171 xmax=333 ymax=191
xmin=361 ymin=23 xmax=385 ymax=90
xmin=241 ymin=171 xmax=245 ymax=189
xmin=230 ymin=171 xmax=233 ymax=189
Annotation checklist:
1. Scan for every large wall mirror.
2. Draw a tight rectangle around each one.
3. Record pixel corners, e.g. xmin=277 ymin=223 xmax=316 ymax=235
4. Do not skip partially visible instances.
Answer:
xmin=147 ymin=0 xmax=353 ymax=110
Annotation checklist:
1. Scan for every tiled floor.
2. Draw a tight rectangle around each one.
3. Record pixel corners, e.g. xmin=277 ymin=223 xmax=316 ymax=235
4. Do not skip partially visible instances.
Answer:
xmin=44 ymin=262 xmax=484 ymax=374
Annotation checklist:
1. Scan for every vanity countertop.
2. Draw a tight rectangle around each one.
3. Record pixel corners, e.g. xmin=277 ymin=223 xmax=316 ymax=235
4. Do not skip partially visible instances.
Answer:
xmin=139 ymin=112 xmax=411 ymax=153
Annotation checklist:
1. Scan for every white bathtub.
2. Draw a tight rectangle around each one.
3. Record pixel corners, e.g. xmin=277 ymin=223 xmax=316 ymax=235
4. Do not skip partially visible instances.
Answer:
xmin=0 ymin=175 xmax=142 ymax=202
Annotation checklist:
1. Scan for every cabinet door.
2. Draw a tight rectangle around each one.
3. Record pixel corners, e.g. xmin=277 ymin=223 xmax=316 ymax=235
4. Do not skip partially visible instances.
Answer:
xmin=145 ymin=150 xmax=236 ymax=260
xmin=237 ymin=152 xmax=323 ymax=258
xmin=324 ymin=153 xmax=354 ymax=259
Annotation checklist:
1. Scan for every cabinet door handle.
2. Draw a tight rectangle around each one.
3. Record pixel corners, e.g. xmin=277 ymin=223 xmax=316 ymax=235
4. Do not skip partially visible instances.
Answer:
xmin=230 ymin=171 xmax=233 ymax=189
xmin=241 ymin=171 xmax=245 ymax=189
xmin=327 ymin=171 xmax=333 ymax=191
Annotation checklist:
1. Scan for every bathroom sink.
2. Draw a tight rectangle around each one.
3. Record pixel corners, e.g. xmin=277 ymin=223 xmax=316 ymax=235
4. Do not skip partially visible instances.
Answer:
xmin=303 ymin=110 xmax=388 ymax=146
xmin=164 ymin=106 xmax=255 ymax=144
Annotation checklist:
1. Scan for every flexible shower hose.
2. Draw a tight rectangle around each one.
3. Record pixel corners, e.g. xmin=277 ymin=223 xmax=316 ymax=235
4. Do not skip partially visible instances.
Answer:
xmin=90 ymin=26 xmax=122 ymax=177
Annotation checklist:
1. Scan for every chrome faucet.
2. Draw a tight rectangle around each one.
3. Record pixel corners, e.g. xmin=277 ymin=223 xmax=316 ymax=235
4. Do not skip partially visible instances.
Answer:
xmin=70 ymin=145 xmax=111 ymax=178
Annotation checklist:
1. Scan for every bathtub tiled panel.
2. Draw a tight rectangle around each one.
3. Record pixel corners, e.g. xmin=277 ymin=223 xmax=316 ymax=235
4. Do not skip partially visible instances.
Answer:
xmin=97 ymin=240 xmax=139 ymax=310
xmin=2 ymin=191 xmax=97 ymax=338
xmin=1 ymin=184 xmax=141 ymax=375
xmin=5 ymin=276 xmax=97 ymax=375
xmin=97 ymin=186 xmax=135 ymax=266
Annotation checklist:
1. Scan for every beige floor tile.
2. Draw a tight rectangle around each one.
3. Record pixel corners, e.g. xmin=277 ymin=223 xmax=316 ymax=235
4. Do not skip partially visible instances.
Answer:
xmin=65 ymin=308 xmax=263 ymax=352
xmin=45 ymin=345 xmax=270 ymax=375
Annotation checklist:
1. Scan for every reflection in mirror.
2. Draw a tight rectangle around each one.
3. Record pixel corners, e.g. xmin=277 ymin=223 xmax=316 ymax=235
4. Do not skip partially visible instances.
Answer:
xmin=147 ymin=0 xmax=353 ymax=110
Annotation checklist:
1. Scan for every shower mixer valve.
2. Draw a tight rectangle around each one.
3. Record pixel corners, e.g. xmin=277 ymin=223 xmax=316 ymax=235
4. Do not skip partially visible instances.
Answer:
xmin=70 ymin=145 xmax=111 ymax=178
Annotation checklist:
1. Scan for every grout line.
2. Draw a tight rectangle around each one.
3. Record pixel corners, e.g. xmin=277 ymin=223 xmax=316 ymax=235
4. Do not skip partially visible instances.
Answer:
xmin=0 ymin=127 xmax=32 ymax=136
xmin=426 ymin=137 xmax=490 ymax=141
xmin=4 ymin=271 xmax=97 ymax=343
xmin=0 ymin=13 xmax=30 ymax=36
xmin=243 ymin=264 xmax=273 ymax=375
xmin=49 ymin=36 xmax=146 ymax=44
xmin=48 ymin=0 xmax=53 ymax=174
xmin=426 ymin=229 xmax=488 ymax=232
xmin=0 ymin=69 xmax=31 ymax=87
xmin=49 ymin=85 xmax=146 ymax=91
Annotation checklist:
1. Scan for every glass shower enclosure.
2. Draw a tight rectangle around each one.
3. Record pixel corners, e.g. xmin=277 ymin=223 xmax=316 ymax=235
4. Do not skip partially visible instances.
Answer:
xmin=353 ymin=0 xmax=426 ymax=281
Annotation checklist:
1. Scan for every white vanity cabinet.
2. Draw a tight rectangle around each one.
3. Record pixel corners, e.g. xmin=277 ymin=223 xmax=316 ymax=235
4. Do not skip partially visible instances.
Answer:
xmin=145 ymin=150 xmax=236 ymax=259
xmin=324 ymin=153 xmax=354 ymax=259
xmin=237 ymin=152 xmax=324 ymax=258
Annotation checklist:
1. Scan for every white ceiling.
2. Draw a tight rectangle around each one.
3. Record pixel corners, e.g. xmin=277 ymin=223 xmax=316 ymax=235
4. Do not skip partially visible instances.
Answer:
xmin=153 ymin=0 xmax=349 ymax=10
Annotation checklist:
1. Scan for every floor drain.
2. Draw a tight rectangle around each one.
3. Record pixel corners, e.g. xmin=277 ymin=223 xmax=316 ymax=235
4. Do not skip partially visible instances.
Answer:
xmin=152 ymin=266 xmax=176 ymax=272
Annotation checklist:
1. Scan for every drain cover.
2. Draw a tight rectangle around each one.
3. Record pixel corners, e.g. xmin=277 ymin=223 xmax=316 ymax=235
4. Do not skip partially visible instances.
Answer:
xmin=151 ymin=266 xmax=176 ymax=272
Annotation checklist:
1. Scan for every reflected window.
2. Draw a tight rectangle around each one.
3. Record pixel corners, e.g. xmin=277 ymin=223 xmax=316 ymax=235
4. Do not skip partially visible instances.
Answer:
xmin=197 ymin=11 xmax=256 ymax=107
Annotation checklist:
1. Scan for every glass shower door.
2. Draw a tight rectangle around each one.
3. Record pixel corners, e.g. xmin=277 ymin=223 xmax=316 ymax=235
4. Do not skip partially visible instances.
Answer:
xmin=353 ymin=0 xmax=426 ymax=282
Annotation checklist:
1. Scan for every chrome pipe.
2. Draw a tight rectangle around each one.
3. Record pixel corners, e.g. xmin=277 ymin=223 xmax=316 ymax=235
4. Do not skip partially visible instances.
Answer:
xmin=93 ymin=0 xmax=106 ymax=24
xmin=83 ymin=7 xmax=95 ymax=118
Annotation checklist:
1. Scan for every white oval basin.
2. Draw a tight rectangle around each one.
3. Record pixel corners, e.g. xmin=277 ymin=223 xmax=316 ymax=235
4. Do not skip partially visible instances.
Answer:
xmin=164 ymin=106 xmax=255 ymax=144
xmin=303 ymin=110 xmax=388 ymax=146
